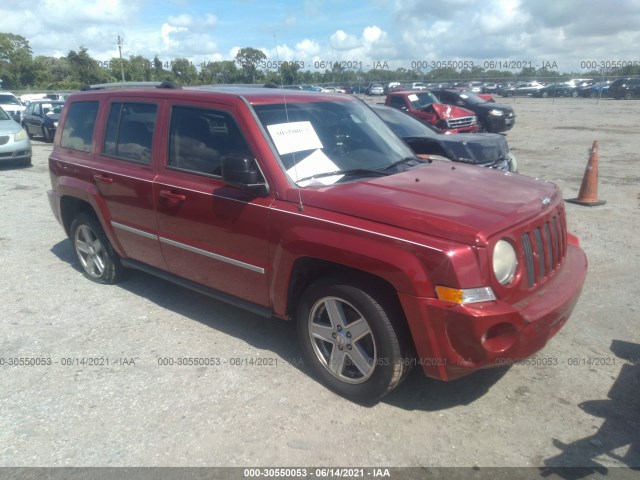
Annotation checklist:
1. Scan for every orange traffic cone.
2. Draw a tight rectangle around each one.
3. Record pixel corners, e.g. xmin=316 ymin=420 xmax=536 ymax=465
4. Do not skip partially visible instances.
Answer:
xmin=566 ymin=140 xmax=606 ymax=206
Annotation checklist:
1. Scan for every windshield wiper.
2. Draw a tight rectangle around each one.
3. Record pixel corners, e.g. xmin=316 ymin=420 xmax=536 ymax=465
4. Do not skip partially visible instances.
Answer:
xmin=296 ymin=168 xmax=388 ymax=184
xmin=382 ymin=156 xmax=430 ymax=172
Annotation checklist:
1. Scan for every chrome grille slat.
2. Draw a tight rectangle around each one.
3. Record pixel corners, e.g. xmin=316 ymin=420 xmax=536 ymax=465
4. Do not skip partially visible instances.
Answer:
xmin=522 ymin=233 xmax=535 ymax=287
xmin=519 ymin=208 xmax=567 ymax=288
xmin=534 ymin=228 xmax=545 ymax=280
xmin=544 ymin=222 xmax=553 ymax=272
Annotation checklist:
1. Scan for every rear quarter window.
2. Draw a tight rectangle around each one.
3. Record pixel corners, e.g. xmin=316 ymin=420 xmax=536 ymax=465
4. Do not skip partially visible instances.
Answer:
xmin=60 ymin=101 xmax=99 ymax=152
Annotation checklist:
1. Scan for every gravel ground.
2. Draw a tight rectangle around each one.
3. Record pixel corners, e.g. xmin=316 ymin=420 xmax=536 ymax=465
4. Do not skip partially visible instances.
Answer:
xmin=0 ymin=96 xmax=638 ymax=474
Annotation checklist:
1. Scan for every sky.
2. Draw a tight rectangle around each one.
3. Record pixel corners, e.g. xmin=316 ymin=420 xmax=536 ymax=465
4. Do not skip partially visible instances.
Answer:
xmin=2 ymin=0 xmax=640 ymax=73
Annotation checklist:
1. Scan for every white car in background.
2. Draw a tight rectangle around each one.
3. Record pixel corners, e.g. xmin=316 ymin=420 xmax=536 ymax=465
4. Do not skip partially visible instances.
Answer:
xmin=0 ymin=92 xmax=27 ymax=123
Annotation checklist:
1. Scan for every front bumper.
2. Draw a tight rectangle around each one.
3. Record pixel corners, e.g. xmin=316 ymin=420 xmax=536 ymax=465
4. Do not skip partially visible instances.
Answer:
xmin=0 ymin=138 xmax=31 ymax=165
xmin=486 ymin=115 xmax=516 ymax=133
xmin=398 ymin=241 xmax=587 ymax=381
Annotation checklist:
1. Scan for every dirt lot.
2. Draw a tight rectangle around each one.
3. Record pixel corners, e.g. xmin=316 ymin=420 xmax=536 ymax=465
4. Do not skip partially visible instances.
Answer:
xmin=0 ymin=96 xmax=638 ymax=476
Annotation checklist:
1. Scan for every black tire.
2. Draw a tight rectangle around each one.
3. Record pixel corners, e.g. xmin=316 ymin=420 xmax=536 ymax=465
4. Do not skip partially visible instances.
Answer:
xmin=541 ymin=91 xmax=549 ymax=98
xmin=70 ymin=213 xmax=125 ymax=284
xmin=571 ymin=90 xmax=578 ymax=98
xmin=296 ymin=275 xmax=409 ymax=403
xmin=624 ymin=91 xmax=633 ymax=100
xmin=42 ymin=126 xmax=51 ymax=142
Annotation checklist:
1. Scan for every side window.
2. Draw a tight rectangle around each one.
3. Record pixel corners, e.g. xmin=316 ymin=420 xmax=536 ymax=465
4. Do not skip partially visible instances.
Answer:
xmin=390 ymin=96 xmax=406 ymax=109
xmin=25 ymin=103 xmax=35 ymax=115
xmin=167 ymin=106 xmax=252 ymax=176
xmin=103 ymin=102 xmax=157 ymax=165
xmin=60 ymin=101 xmax=99 ymax=152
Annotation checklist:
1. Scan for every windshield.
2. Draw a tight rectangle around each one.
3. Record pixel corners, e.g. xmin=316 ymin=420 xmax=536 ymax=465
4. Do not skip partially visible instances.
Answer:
xmin=371 ymin=105 xmax=438 ymax=138
xmin=41 ymin=102 xmax=65 ymax=114
xmin=455 ymin=91 xmax=487 ymax=104
xmin=0 ymin=94 xmax=22 ymax=106
xmin=253 ymin=100 xmax=418 ymax=186
xmin=407 ymin=92 xmax=439 ymax=109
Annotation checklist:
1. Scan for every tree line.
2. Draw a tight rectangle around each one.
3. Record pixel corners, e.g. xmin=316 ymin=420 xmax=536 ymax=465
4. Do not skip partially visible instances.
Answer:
xmin=2 ymin=32 xmax=639 ymax=92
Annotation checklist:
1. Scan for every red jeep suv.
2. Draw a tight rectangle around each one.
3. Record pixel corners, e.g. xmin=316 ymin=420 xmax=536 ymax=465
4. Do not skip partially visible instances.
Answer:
xmin=48 ymin=83 xmax=587 ymax=402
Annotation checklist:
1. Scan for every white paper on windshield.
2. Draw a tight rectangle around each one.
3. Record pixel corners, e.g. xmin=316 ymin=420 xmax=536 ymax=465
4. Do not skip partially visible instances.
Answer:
xmin=267 ymin=121 xmax=323 ymax=155
xmin=408 ymin=94 xmax=419 ymax=102
xmin=286 ymin=149 xmax=344 ymax=186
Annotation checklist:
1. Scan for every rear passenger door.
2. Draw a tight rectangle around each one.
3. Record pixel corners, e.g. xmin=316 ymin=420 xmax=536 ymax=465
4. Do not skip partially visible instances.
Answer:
xmin=91 ymin=100 xmax=167 ymax=270
xmin=154 ymin=103 xmax=272 ymax=308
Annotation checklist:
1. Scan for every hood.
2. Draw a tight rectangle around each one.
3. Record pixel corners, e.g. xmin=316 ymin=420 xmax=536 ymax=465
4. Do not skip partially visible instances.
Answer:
xmin=297 ymin=161 xmax=559 ymax=246
xmin=430 ymin=102 xmax=475 ymax=119
xmin=406 ymin=132 xmax=509 ymax=166
xmin=1 ymin=104 xmax=25 ymax=113
xmin=472 ymin=102 xmax=514 ymax=114
xmin=0 ymin=118 xmax=22 ymax=135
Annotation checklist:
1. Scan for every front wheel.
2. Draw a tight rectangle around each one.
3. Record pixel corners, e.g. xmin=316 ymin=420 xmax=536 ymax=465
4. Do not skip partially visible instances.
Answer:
xmin=297 ymin=275 xmax=409 ymax=403
xmin=70 ymin=213 xmax=125 ymax=284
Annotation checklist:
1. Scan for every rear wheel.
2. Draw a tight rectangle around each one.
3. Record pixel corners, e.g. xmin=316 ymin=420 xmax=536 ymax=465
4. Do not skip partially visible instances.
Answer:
xmin=624 ymin=91 xmax=633 ymax=100
xmin=70 ymin=213 xmax=125 ymax=284
xmin=297 ymin=275 xmax=409 ymax=403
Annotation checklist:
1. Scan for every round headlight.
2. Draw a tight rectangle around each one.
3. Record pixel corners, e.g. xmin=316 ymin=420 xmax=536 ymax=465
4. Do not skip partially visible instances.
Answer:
xmin=493 ymin=239 xmax=518 ymax=285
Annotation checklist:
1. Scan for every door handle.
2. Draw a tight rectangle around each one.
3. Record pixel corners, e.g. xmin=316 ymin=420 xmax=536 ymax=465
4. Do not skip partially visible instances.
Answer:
xmin=93 ymin=174 xmax=114 ymax=184
xmin=159 ymin=190 xmax=186 ymax=202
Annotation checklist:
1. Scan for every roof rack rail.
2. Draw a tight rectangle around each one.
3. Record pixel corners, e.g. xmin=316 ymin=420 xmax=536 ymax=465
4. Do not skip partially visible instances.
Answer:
xmin=82 ymin=81 xmax=181 ymax=91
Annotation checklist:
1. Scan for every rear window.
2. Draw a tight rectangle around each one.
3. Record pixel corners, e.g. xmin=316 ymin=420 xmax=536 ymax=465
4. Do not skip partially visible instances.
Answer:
xmin=60 ymin=101 xmax=99 ymax=152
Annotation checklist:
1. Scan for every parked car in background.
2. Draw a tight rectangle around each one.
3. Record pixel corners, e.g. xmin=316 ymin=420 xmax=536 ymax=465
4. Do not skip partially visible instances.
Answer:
xmin=301 ymin=84 xmax=325 ymax=92
xmin=429 ymin=89 xmax=515 ymax=133
xmin=385 ymin=90 xmax=479 ymax=133
xmin=22 ymin=100 xmax=65 ymax=142
xmin=322 ymin=86 xmax=345 ymax=94
xmin=462 ymin=81 xmax=484 ymax=93
xmin=19 ymin=93 xmax=47 ymax=106
xmin=0 ymin=107 xmax=32 ymax=166
xmin=578 ymin=81 xmax=611 ymax=98
xmin=0 ymin=92 xmax=27 ymax=123
xmin=409 ymin=82 xmax=426 ymax=90
xmin=532 ymin=83 xmax=579 ymax=98
xmin=365 ymin=83 xmax=384 ymax=95
xmin=350 ymin=85 xmax=367 ymax=94
xmin=384 ymin=82 xmax=402 ymax=94
xmin=609 ymin=77 xmax=640 ymax=99
xmin=482 ymin=83 xmax=499 ymax=94
xmin=371 ymin=104 xmax=517 ymax=172
xmin=498 ymin=81 xmax=544 ymax=97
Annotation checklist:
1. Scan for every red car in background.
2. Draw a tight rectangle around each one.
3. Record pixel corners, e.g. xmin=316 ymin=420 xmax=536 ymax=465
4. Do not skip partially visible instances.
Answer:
xmin=385 ymin=90 xmax=479 ymax=133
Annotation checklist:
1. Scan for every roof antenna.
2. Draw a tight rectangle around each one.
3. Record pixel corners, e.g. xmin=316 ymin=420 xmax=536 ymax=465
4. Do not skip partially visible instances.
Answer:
xmin=273 ymin=34 xmax=304 ymax=212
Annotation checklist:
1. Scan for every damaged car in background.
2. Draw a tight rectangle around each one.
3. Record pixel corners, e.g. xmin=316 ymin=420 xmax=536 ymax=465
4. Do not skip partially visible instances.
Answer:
xmin=371 ymin=104 xmax=517 ymax=172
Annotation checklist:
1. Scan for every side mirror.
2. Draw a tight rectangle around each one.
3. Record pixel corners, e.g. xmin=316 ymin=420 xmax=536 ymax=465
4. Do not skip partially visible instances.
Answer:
xmin=221 ymin=155 xmax=269 ymax=195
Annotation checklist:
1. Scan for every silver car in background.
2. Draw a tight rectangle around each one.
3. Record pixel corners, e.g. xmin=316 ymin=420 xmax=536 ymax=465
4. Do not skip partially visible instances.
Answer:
xmin=0 ymin=107 xmax=32 ymax=167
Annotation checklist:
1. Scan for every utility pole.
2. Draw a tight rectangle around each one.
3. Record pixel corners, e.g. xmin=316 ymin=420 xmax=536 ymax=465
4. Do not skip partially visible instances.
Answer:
xmin=117 ymin=36 xmax=125 ymax=82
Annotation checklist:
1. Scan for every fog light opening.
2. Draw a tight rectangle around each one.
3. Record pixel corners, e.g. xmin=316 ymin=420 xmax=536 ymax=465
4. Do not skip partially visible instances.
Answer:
xmin=481 ymin=323 xmax=518 ymax=353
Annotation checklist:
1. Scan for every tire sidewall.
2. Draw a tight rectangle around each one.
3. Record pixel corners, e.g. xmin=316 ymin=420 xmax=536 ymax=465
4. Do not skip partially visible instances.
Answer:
xmin=70 ymin=213 xmax=122 ymax=284
xmin=296 ymin=278 xmax=404 ymax=403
